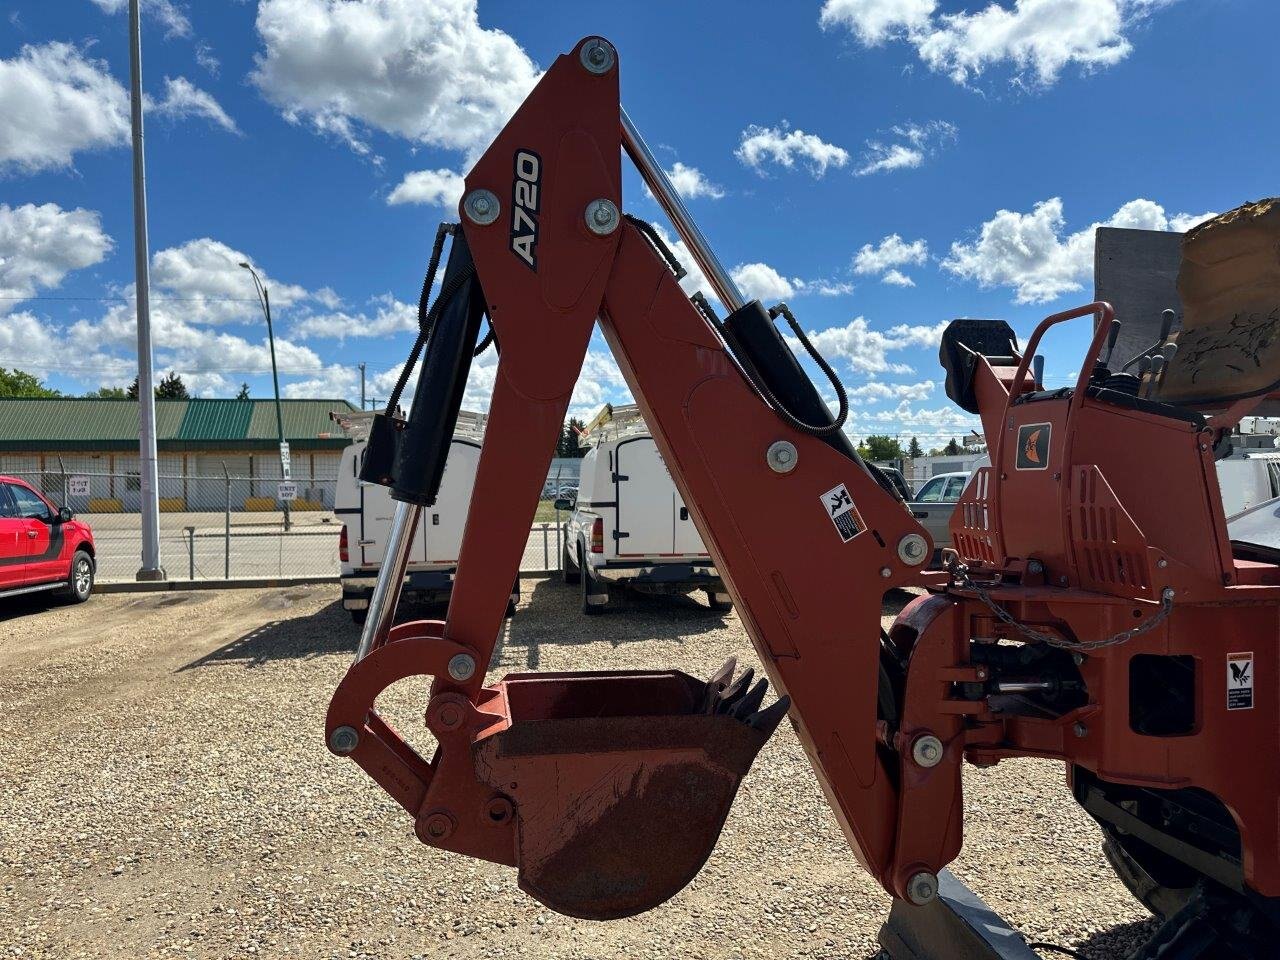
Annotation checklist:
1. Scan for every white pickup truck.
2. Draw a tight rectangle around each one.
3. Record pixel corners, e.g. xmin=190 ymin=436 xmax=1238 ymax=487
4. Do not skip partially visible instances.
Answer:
xmin=558 ymin=404 xmax=730 ymax=615
xmin=331 ymin=410 xmax=516 ymax=624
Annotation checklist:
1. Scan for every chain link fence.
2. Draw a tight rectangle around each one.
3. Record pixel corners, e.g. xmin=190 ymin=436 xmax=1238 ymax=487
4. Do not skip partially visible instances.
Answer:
xmin=5 ymin=464 xmax=577 ymax=583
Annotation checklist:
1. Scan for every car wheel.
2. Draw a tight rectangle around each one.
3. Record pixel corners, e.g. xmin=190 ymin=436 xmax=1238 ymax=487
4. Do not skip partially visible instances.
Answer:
xmin=561 ymin=539 xmax=580 ymax=584
xmin=580 ymin=546 xmax=604 ymax=616
xmin=706 ymin=590 xmax=733 ymax=612
xmin=63 ymin=550 xmax=94 ymax=603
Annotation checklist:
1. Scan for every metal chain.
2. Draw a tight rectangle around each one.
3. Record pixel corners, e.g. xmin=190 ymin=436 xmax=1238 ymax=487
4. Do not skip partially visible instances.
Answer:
xmin=949 ymin=561 xmax=1176 ymax=652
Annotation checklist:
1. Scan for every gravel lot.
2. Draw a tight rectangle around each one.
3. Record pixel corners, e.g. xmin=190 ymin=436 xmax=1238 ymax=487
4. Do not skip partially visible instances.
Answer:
xmin=1 ymin=581 xmax=1155 ymax=959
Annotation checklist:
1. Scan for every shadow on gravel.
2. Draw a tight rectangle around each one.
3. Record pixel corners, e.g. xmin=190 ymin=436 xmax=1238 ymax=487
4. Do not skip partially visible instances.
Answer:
xmin=495 ymin=575 xmax=730 ymax=671
xmin=0 ymin=592 xmax=70 ymax=621
xmin=177 ymin=595 xmax=355 ymax=670
xmin=1072 ymin=918 xmax=1161 ymax=958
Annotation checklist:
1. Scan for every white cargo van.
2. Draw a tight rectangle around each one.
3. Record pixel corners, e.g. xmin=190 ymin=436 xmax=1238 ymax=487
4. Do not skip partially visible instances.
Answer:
xmin=1217 ymin=436 xmax=1280 ymax=517
xmin=558 ymin=404 xmax=730 ymax=615
xmin=331 ymin=409 xmax=516 ymax=624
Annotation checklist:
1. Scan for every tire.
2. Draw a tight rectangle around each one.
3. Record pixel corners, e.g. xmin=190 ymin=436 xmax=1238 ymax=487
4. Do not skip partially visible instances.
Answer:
xmin=350 ymin=609 xmax=368 ymax=626
xmin=706 ymin=589 xmax=733 ymax=612
xmin=1101 ymin=827 xmax=1198 ymax=921
xmin=561 ymin=540 xmax=580 ymax=584
xmin=580 ymin=546 xmax=605 ymax=616
xmin=62 ymin=550 xmax=94 ymax=603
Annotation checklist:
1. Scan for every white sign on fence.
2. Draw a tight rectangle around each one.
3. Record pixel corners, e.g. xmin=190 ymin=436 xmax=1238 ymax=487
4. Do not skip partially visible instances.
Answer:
xmin=277 ymin=481 xmax=298 ymax=502
xmin=279 ymin=441 xmax=292 ymax=480
xmin=68 ymin=476 xmax=90 ymax=497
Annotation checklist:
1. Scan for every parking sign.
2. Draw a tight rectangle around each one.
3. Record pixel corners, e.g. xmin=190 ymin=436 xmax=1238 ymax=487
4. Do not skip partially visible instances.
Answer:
xmin=277 ymin=481 xmax=298 ymax=502
xmin=69 ymin=476 xmax=90 ymax=497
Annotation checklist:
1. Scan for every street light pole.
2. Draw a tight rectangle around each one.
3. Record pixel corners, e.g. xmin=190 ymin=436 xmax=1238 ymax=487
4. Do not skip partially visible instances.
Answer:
xmin=240 ymin=262 xmax=291 ymax=532
xmin=129 ymin=0 xmax=164 ymax=581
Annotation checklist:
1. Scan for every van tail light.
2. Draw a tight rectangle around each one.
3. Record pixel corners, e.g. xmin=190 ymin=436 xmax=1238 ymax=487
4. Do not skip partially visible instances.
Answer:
xmin=590 ymin=517 xmax=604 ymax=554
xmin=339 ymin=524 xmax=349 ymax=563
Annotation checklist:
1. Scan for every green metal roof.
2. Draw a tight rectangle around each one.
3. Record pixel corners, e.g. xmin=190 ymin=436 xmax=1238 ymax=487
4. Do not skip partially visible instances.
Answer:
xmin=0 ymin=398 xmax=358 ymax=452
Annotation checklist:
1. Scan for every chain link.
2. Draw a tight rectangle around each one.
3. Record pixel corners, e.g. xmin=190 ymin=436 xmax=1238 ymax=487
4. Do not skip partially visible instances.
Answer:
xmin=948 ymin=561 xmax=1176 ymax=652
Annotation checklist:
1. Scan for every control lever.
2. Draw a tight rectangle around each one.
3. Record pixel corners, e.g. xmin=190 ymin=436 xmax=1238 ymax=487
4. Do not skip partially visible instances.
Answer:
xmin=1122 ymin=308 xmax=1178 ymax=372
xmin=1101 ymin=319 xmax=1121 ymax=368
xmin=1145 ymin=355 xmax=1165 ymax=398
xmin=1031 ymin=355 xmax=1045 ymax=390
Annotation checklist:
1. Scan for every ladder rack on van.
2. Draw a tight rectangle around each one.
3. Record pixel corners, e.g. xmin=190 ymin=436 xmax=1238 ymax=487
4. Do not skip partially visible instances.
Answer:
xmin=579 ymin=403 xmax=649 ymax=447
xmin=329 ymin=407 xmax=487 ymax=442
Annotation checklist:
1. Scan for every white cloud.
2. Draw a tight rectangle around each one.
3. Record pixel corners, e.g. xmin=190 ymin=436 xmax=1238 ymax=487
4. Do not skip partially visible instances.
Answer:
xmin=731 ymin=263 xmax=796 ymax=302
xmin=849 ymin=379 xmax=936 ymax=404
xmin=0 ymin=43 xmax=130 ymax=174
xmin=856 ymin=119 xmax=956 ymax=176
xmin=821 ymin=0 xmax=1175 ymax=88
xmin=0 ymin=311 xmax=62 ymax=378
xmin=0 ymin=203 xmax=114 ymax=312
xmin=195 ymin=42 xmax=221 ymax=77
xmin=251 ymin=0 xmax=540 ymax=161
xmin=150 ymin=77 xmax=239 ymax=133
xmin=665 ymin=162 xmax=724 ymax=200
xmin=89 ymin=0 xmax=192 ymax=38
xmin=150 ymin=238 xmax=313 ymax=325
xmin=290 ymin=294 xmax=417 ymax=340
xmin=387 ymin=168 xmax=465 ymax=208
xmin=736 ymin=123 xmax=849 ymax=177
xmin=801 ymin=317 xmax=946 ymax=376
xmin=942 ymin=197 xmax=1214 ymax=304
xmin=853 ymin=234 xmax=929 ymax=286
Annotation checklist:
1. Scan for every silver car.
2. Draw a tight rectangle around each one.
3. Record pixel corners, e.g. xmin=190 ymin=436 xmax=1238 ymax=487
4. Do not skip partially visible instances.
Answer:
xmin=907 ymin=472 xmax=971 ymax=553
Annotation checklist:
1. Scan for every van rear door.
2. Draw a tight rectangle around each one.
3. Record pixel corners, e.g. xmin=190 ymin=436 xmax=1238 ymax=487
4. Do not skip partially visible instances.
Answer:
xmin=673 ymin=488 xmax=709 ymax=557
xmin=615 ymin=438 xmax=674 ymax=558
xmin=423 ymin=440 xmax=481 ymax=563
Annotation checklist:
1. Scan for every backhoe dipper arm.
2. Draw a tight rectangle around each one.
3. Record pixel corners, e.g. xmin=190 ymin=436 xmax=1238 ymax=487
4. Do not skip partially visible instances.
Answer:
xmin=326 ymin=36 xmax=948 ymax=919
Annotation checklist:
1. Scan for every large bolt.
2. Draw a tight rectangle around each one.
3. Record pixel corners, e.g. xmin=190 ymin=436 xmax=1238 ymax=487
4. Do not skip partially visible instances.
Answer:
xmin=579 ymin=38 xmax=616 ymax=75
xmin=422 ymin=811 xmax=456 ymax=841
xmin=906 ymin=871 xmax=939 ymax=905
xmin=463 ymin=189 xmax=500 ymax=226
xmin=329 ymin=725 xmax=359 ymax=755
xmin=897 ymin=534 xmax=928 ymax=566
xmin=766 ymin=440 xmax=798 ymax=474
xmin=911 ymin=734 xmax=944 ymax=768
xmin=584 ymin=199 xmax=620 ymax=236
xmin=448 ymin=653 xmax=477 ymax=682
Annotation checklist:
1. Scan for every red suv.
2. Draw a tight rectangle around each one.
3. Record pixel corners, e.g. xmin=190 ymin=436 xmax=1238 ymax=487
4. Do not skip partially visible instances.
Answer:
xmin=0 ymin=476 xmax=96 ymax=603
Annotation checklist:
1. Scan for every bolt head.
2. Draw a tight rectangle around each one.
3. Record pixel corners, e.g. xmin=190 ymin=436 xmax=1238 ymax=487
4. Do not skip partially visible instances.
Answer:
xmin=1157 ymin=558 xmax=1169 ymax=569
xmin=880 ymin=567 xmax=892 ymax=579
xmin=765 ymin=441 xmax=798 ymax=474
xmin=584 ymin=199 xmax=620 ymax=236
xmin=579 ymin=38 xmax=617 ymax=74
xmin=911 ymin=734 xmax=944 ymax=768
xmin=1027 ymin=559 xmax=1044 ymax=574
xmin=421 ymin=812 xmax=455 ymax=841
xmin=906 ymin=871 xmax=939 ymax=905
xmin=329 ymin=725 xmax=359 ymax=755
xmin=447 ymin=653 xmax=477 ymax=682
xmin=463 ymin=189 xmax=500 ymax=226
xmin=1072 ymin=722 xmax=1088 ymax=738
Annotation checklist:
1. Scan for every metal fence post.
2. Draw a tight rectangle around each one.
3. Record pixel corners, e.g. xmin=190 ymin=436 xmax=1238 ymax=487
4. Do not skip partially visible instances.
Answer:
xmin=541 ymin=523 xmax=549 ymax=571
xmin=58 ymin=456 xmax=68 ymax=509
xmin=185 ymin=525 xmax=195 ymax=580
xmin=221 ymin=461 xmax=231 ymax=580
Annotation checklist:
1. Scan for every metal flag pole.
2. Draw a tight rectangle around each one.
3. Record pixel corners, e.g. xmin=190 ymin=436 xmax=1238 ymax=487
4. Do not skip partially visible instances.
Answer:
xmin=129 ymin=0 xmax=164 ymax=581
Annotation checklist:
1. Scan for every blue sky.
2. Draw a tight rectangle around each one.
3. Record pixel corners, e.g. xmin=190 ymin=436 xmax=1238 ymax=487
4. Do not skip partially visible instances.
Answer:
xmin=1 ymin=0 xmax=1276 ymax=450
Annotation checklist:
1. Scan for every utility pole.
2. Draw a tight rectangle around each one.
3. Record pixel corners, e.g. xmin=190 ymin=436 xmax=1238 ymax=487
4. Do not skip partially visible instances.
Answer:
xmin=129 ymin=0 xmax=164 ymax=581
xmin=240 ymin=263 xmax=292 ymax=532
xmin=359 ymin=362 xmax=367 ymax=410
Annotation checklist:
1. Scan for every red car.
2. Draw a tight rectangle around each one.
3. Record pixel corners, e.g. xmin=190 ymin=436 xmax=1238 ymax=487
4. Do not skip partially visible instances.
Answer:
xmin=0 ymin=476 xmax=96 ymax=603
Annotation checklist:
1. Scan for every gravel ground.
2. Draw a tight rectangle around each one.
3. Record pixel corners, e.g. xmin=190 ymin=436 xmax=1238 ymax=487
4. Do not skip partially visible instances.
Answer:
xmin=1 ymin=581 xmax=1155 ymax=959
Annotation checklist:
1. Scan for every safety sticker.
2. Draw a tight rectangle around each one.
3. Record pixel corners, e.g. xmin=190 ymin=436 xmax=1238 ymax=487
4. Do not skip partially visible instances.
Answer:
xmin=1015 ymin=422 xmax=1052 ymax=471
xmin=1227 ymin=652 xmax=1254 ymax=711
xmin=821 ymin=483 xmax=864 ymax=543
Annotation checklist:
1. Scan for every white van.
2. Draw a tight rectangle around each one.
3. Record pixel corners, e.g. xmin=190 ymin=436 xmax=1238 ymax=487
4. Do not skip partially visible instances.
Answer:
xmin=331 ymin=410 xmax=516 ymax=624
xmin=1218 ymin=440 xmax=1280 ymax=517
xmin=559 ymin=404 xmax=729 ymax=615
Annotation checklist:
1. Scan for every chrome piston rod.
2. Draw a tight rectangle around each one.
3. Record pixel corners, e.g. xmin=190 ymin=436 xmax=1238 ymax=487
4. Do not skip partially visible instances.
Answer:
xmin=621 ymin=108 xmax=745 ymax=312
xmin=354 ymin=500 xmax=422 ymax=662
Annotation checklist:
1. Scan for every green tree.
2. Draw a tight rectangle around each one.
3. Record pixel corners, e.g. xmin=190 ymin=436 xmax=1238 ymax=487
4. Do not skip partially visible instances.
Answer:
xmin=943 ymin=438 xmax=962 ymax=456
xmin=862 ymin=434 xmax=903 ymax=462
xmin=907 ymin=436 xmax=923 ymax=459
xmin=0 ymin=368 xmax=60 ymax=398
xmin=557 ymin=418 xmax=587 ymax=458
xmin=236 ymin=382 xmax=251 ymax=400
xmin=129 ymin=372 xmax=190 ymax=400
xmin=85 ymin=385 xmax=129 ymax=398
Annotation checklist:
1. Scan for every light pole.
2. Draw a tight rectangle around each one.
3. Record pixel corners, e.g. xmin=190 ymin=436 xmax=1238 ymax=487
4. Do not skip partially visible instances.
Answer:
xmin=239 ymin=262 xmax=291 ymax=532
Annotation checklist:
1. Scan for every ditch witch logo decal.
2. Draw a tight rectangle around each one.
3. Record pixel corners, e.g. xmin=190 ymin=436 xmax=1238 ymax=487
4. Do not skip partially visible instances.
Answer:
xmin=1015 ymin=422 xmax=1052 ymax=471
xmin=510 ymin=149 xmax=542 ymax=270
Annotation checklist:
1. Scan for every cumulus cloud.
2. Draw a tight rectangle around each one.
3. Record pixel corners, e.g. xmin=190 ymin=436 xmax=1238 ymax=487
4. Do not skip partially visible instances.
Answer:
xmin=853 ymin=234 xmax=930 ymax=286
xmin=150 ymin=76 xmax=239 ymax=133
xmin=856 ymin=120 xmax=956 ymax=176
xmin=149 ymin=238 xmax=313 ymax=325
xmin=0 ymin=43 xmax=130 ymax=174
xmin=88 ymin=0 xmax=192 ymax=38
xmin=290 ymin=294 xmax=417 ymax=340
xmin=251 ymin=0 xmax=540 ymax=161
xmin=849 ymin=379 xmax=936 ymax=404
xmin=0 ymin=203 xmax=114 ymax=312
xmin=730 ymin=262 xmax=857 ymax=302
xmin=820 ymin=0 xmax=1175 ymax=87
xmin=665 ymin=162 xmax=724 ymax=200
xmin=387 ymin=168 xmax=466 ymax=208
xmin=736 ymin=123 xmax=849 ymax=177
xmin=942 ymin=197 xmax=1215 ymax=304
xmin=802 ymin=317 xmax=948 ymax=376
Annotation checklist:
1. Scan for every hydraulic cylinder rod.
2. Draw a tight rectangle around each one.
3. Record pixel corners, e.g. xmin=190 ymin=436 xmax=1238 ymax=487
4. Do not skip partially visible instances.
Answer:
xmin=354 ymin=501 xmax=422 ymax=662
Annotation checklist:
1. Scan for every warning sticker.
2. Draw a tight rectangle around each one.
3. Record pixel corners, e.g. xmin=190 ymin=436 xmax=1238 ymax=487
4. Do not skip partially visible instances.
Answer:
xmin=821 ymin=483 xmax=864 ymax=543
xmin=1227 ymin=652 xmax=1254 ymax=711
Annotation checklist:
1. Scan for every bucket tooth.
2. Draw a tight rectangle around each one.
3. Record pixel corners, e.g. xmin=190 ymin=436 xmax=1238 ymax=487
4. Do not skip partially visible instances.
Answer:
xmin=715 ymin=667 xmax=754 ymax=714
xmin=729 ymin=677 xmax=770 ymax=721
xmin=746 ymin=694 xmax=792 ymax=736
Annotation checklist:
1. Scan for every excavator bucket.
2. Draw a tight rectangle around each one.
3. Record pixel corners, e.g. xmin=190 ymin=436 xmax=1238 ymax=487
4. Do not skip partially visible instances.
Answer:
xmin=473 ymin=661 xmax=789 ymax=920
